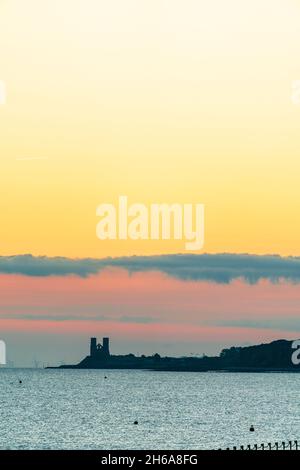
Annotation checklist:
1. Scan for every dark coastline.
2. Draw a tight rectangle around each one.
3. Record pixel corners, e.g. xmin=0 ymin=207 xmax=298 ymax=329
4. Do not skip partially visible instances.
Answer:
xmin=48 ymin=337 xmax=300 ymax=373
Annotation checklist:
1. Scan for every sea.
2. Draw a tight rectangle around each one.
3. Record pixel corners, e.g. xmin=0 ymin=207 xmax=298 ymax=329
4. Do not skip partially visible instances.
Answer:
xmin=0 ymin=368 xmax=299 ymax=450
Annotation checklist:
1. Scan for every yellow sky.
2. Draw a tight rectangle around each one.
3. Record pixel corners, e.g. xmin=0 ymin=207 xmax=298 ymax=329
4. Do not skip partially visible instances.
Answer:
xmin=0 ymin=0 xmax=300 ymax=257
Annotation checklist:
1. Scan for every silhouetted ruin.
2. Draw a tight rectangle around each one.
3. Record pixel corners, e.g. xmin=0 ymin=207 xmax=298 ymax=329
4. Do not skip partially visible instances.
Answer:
xmin=50 ymin=337 xmax=300 ymax=372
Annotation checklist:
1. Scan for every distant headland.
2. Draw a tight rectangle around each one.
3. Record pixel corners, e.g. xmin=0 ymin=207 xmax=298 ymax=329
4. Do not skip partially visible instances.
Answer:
xmin=48 ymin=336 xmax=300 ymax=372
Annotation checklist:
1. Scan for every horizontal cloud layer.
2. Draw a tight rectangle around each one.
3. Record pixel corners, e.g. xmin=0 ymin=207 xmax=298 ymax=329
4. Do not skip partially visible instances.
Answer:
xmin=0 ymin=312 xmax=156 ymax=323
xmin=1 ymin=253 xmax=300 ymax=284
xmin=218 ymin=318 xmax=300 ymax=331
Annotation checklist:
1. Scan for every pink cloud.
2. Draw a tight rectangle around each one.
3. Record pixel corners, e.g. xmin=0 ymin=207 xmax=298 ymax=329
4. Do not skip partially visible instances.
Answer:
xmin=0 ymin=269 xmax=300 ymax=344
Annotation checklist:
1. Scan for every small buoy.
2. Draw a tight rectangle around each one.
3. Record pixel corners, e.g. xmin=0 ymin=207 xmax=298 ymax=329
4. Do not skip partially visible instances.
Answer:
xmin=134 ymin=421 xmax=138 ymax=425
xmin=19 ymin=380 xmax=22 ymax=384
xmin=250 ymin=425 xmax=255 ymax=432
xmin=104 ymin=376 xmax=107 ymax=379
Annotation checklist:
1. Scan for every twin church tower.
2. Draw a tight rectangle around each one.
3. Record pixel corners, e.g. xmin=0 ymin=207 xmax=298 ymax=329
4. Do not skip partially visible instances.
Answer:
xmin=90 ymin=337 xmax=110 ymax=360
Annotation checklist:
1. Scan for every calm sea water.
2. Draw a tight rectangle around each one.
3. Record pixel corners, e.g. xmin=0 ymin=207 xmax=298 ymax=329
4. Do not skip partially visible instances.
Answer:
xmin=0 ymin=369 xmax=299 ymax=450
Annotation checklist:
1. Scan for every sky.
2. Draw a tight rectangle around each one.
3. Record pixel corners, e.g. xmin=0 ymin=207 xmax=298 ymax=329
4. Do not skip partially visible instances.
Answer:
xmin=0 ymin=0 xmax=300 ymax=365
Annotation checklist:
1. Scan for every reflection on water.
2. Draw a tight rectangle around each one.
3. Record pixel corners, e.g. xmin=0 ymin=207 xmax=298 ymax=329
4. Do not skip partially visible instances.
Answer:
xmin=0 ymin=369 xmax=299 ymax=450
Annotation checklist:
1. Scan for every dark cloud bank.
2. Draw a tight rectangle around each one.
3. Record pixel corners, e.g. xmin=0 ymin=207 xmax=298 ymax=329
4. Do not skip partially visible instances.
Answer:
xmin=1 ymin=253 xmax=300 ymax=284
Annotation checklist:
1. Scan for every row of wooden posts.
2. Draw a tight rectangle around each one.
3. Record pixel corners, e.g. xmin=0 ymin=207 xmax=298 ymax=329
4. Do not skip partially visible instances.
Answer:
xmin=220 ymin=440 xmax=298 ymax=450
